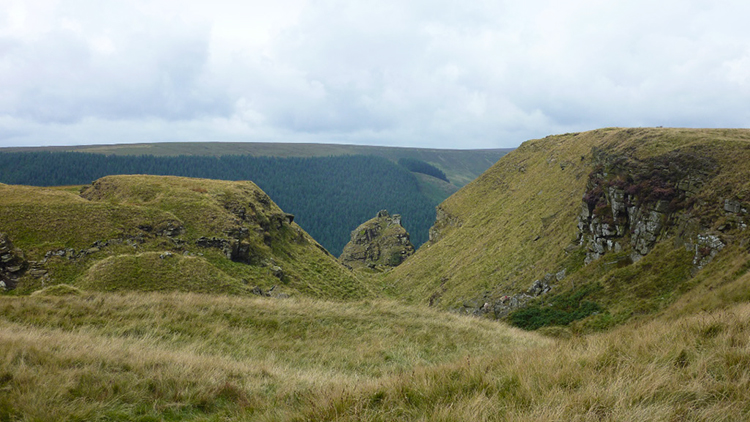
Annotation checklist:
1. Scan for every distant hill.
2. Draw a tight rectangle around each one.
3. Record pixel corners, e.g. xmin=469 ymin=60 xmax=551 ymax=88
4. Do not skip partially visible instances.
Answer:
xmin=3 ymin=142 xmax=512 ymax=188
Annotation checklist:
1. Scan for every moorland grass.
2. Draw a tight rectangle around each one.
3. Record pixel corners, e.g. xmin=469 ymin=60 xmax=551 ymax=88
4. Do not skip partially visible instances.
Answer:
xmin=2 ymin=288 xmax=749 ymax=421
xmin=295 ymin=302 xmax=750 ymax=421
xmin=0 ymin=292 xmax=544 ymax=421
xmin=3 ymin=129 xmax=750 ymax=420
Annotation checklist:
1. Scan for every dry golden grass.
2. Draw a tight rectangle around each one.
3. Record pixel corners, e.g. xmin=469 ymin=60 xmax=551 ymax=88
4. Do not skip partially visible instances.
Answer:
xmin=296 ymin=302 xmax=750 ymax=421
xmin=2 ymin=285 xmax=748 ymax=421
xmin=0 ymin=292 xmax=544 ymax=421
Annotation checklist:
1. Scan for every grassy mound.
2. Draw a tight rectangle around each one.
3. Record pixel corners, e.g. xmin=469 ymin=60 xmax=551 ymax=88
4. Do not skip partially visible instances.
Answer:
xmin=0 ymin=175 xmax=369 ymax=300
xmin=30 ymin=284 xmax=82 ymax=297
xmin=77 ymin=252 xmax=247 ymax=294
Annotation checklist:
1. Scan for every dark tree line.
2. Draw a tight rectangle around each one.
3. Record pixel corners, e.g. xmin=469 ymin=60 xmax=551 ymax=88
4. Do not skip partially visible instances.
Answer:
xmin=0 ymin=152 xmax=435 ymax=255
xmin=397 ymin=158 xmax=449 ymax=182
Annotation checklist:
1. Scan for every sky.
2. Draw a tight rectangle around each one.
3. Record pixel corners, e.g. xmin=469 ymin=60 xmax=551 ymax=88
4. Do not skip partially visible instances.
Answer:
xmin=1 ymin=1 xmax=750 ymax=149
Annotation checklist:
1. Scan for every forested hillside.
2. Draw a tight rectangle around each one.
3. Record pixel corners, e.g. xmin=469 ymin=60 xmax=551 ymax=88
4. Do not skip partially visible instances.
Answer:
xmin=397 ymin=158 xmax=449 ymax=182
xmin=6 ymin=142 xmax=511 ymax=188
xmin=0 ymin=152 xmax=435 ymax=255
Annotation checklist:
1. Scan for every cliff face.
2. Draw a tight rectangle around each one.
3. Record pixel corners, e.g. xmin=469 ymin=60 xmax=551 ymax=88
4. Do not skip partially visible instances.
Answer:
xmin=577 ymin=147 xmax=731 ymax=268
xmin=339 ymin=210 xmax=415 ymax=270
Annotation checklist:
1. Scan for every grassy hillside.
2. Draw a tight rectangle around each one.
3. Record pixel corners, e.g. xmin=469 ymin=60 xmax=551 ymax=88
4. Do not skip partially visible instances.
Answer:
xmin=3 ymin=128 xmax=750 ymax=420
xmin=2 ymin=142 xmax=511 ymax=188
xmin=382 ymin=128 xmax=750 ymax=330
xmin=0 ymin=175 xmax=368 ymax=299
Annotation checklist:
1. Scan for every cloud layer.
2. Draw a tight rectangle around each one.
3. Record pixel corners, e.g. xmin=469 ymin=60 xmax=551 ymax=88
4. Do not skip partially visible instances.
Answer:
xmin=2 ymin=0 xmax=749 ymax=148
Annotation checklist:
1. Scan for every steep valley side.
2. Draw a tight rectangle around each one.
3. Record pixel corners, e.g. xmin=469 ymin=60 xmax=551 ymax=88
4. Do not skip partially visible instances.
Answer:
xmin=384 ymin=128 xmax=750 ymax=332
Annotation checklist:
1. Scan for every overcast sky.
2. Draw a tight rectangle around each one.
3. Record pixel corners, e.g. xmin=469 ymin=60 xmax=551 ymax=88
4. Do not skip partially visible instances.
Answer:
xmin=2 ymin=0 xmax=749 ymax=149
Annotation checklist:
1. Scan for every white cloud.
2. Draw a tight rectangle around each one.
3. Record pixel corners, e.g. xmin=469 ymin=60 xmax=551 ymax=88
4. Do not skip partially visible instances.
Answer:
xmin=2 ymin=0 xmax=750 ymax=148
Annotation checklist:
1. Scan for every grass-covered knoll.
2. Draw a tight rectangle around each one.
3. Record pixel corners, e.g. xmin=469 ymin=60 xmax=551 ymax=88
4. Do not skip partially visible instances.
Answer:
xmin=0 ymin=292 xmax=544 ymax=421
xmin=382 ymin=128 xmax=750 ymax=329
xmin=0 ymin=183 xmax=180 ymax=257
xmin=78 ymin=253 xmax=246 ymax=294
xmin=0 ymin=175 xmax=368 ymax=300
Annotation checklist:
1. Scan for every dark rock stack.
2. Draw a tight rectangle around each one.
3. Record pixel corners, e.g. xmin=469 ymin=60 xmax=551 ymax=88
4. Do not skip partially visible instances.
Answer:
xmin=339 ymin=210 xmax=415 ymax=270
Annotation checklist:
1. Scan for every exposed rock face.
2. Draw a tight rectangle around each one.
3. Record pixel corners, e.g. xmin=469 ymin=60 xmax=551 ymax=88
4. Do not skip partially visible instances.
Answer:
xmin=456 ymin=270 xmax=565 ymax=318
xmin=0 ymin=233 xmax=27 ymax=290
xmin=428 ymin=206 xmax=461 ymax=243
xmin=576 ymin=148 xmax=733 ymax=267
xmin=339 ymin=210 xmax=415 ymax=269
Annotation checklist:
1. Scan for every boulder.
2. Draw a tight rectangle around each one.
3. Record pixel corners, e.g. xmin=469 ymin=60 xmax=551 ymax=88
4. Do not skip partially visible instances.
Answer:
xmin=724 ymin=199 xmax=742 ymax=214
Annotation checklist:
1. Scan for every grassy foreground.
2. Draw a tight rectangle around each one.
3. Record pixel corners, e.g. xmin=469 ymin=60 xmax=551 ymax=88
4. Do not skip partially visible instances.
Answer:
xmin=0 ymin=292 xmax=544 ymax=421
xmin=2 ymin=288 xmax=749 ymax=421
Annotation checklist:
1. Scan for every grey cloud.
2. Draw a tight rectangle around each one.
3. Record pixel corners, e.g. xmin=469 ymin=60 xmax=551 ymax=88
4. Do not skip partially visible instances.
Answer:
xmin=1 ymin=10 xmax=231 ymax=125
xmin=3 ymin=0 xmax=750 ymax=148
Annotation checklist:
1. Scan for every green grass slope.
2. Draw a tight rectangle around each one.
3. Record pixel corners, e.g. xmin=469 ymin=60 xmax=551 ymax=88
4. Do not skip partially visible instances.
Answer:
xmin=0 ymin=175 xmax=368 ymax=299
xmin=77 ymin=253 xmax=246 ymax=294
xmin=383 ymin=128 xmax=750 ymax=330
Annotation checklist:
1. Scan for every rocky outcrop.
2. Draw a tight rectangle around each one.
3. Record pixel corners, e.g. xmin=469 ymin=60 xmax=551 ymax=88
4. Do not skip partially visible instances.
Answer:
xmin=339 ymin=210 xmax=415 ymax=269
xmin=0 ymin=233 xmax=26 ymax=290
xmin=428 ymin=206 xmax=461 ymax=243
xmin=577 ymin=148 xmax=726 ymax=265
xmin=456 ymin=270 xmax=565 ymax=318
xmin=195 ymin=236 xmax=264 ymax=265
